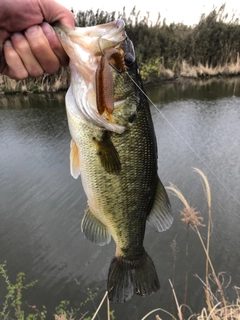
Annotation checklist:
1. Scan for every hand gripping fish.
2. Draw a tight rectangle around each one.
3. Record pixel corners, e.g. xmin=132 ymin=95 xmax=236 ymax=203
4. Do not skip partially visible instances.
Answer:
xmin=54 ymin=19 xmax=173 ymax=303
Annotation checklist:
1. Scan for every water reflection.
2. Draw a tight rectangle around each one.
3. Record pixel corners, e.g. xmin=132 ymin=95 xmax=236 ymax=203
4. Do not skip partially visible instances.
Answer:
xmin=0 ymin=79 xmax=240 ymax=318
xmin=146 ymin=76 xmax=240 ymax=103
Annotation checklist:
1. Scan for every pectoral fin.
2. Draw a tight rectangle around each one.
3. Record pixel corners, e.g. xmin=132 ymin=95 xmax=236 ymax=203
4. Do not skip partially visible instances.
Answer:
xmin=70 ymin=139 xmax=81 ymax=179
xmin=147 ymin=178 xmax=173 ymax=232
xmin=93 ymin=132 xmax=121 ymax=175
xmin=81 ymin=206 xmax=111 ymax=246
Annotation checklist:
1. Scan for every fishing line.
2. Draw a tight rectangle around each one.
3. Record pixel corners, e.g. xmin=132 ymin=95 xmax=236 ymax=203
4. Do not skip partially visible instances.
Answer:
xmin=97 ymin=31 xmax=238 ymax=206
xmin=126 ymin=71 xmax=240 ymax=207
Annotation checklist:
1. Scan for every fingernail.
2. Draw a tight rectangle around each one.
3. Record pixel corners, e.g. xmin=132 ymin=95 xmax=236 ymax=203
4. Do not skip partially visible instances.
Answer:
xmin=12 ymin=32 xmax=24 ymax=39
xmin=26 ymin=25 xmax=39 ymax=36
xmin=41 ymin=22 xmax=54 ymax=36
xmin=4 ymin=40 xmax=12 ymax=47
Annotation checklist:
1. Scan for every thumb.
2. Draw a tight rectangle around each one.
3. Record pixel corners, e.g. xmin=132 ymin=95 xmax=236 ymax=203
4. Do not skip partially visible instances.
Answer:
xmin=38 ymin=0 xmax=75 ymax=30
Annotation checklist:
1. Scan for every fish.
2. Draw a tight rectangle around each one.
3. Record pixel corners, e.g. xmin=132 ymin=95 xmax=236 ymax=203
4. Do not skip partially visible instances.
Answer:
xmin=54 ymin=19 xmax=173 ymax=303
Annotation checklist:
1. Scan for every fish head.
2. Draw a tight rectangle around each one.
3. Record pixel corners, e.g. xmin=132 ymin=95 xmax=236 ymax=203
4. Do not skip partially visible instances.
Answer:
xmin=54 ymin=20 xmax=134 ymax=133
xmin=54 ymin=20 xmax=126 ymax=80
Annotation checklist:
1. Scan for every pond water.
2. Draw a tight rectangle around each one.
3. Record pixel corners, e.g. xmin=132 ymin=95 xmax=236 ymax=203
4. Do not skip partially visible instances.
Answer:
xmin=0 ymin=77 xmax=240 ymax=319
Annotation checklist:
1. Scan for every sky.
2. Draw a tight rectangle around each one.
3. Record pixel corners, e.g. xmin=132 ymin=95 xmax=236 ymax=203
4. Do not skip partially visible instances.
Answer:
xmin=56 ymin=0 xmax=240 ymax=26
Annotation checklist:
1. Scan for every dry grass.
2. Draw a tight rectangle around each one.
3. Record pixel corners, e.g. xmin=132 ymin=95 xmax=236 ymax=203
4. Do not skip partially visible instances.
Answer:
xmin=164 ymin=168 xmax=239 ymax=320
xmin=1 ymin=58 xmax=240 ymax=94
xmin=0 ymin=67 xmax=70 ymax=93
xmin=180 ymin=55 xmax=240 ymax=78
xmin=159 ymin=63 xmax=175 ymax=80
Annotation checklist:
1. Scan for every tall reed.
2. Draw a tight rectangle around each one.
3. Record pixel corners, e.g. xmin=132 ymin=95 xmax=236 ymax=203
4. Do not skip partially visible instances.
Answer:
xmin=2 ymin=5 xmax=240 ymax=93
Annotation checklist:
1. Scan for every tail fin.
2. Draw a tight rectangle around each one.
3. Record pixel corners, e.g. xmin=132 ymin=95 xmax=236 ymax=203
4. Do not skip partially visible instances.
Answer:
xmin=107 ymin=251 xmax=160 ymax=303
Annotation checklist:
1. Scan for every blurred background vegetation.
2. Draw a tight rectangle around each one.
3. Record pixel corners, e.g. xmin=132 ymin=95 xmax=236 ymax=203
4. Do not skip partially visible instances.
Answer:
xmin=1 ymin=4 xmax=240 ymax=92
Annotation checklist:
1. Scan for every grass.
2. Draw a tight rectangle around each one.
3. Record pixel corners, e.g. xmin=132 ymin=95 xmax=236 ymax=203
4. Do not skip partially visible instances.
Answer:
xmin=164 ymin=168 xmax=239 ymax=320
xmin=180 ymin=55 xmax=240 ymax=79
xmin=1 ymin=168 xmax=239 ymax=319
xmin=0 ymin=67 xmax=70 ymax=94
xmin=2 ymin=57 xmax=240 ymax=94
xmin=2 ymin=5 xmax=240 ymax=93
xmin=0 ymin=265 xmax=102 ymax=320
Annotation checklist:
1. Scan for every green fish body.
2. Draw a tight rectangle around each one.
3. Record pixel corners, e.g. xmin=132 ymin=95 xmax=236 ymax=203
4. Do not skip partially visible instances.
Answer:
xmin=54 ymin=20 xmax=173 ymax=303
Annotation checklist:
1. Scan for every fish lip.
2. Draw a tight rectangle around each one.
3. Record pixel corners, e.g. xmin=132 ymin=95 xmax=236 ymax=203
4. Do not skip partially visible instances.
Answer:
xmin=101 ymin=19 xmax=125 ymax=38
xmin=115 ymin=19 xmax=124 ymax=29
xmin=113 ymin=19 xmax=126 ymax=38
xmin=54 ymin=19 xmax=126 ymax=56
xmin=54 ymin=19 xmax=125 ymax=38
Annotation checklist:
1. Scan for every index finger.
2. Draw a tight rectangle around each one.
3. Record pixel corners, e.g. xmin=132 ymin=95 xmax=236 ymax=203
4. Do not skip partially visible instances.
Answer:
xmin=24 ymin=25 xmax=60 ymax=74
xmin=41 ymin=22 xmax=69 ymax=66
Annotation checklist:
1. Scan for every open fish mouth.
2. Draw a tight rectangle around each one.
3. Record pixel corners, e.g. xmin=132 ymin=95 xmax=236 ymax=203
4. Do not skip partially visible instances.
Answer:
xmin=55 ymin=19 xmax=126 ymax=55
xmin=54 ymin=20 xmax=128 ymax=133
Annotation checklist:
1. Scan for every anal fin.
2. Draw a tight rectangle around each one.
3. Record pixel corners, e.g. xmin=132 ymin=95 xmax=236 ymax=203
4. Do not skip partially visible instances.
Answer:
xmin=81 ymin=206 xmax=111 ymax=246
xmin=147 ymin=177 xmax=173 ymax=232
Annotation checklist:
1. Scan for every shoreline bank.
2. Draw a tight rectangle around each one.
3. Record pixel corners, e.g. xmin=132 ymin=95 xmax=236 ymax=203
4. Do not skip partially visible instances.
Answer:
xmin=1 ymin=67 xmax=240 ymax=95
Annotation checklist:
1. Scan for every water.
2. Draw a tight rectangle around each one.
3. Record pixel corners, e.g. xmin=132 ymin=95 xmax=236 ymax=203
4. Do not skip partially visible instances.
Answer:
xmin=0 ymin=78 xmax=240 ymax=319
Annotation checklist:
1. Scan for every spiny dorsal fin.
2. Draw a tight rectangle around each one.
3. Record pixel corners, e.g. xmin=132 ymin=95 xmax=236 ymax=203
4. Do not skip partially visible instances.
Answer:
xmin=92 ymin=132 xmax=121 ymax=175
xmin=81 ymin=206 xmax=111 ymax=246
xmin=147 ymin=178 xmax=173 ymax=232
xmin=70 ymin=139 xmax=81 ymax=179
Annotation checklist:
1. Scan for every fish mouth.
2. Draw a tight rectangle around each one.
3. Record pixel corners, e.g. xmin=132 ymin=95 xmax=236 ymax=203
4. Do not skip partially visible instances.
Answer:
xmin=82 ymin=19 xmax=126 ymax=41
xmin=54 ymin=20 xmax=128 ymax=133
xmin=54 ymin=20 xmax=126 ymax=56
xmin=55 ymin=18 xmax=125 ymax=35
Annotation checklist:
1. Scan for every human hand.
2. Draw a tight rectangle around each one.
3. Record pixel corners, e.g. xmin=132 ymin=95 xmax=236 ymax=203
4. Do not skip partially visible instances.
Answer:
xmin=0 ymin=0 xmax=74 ymax=79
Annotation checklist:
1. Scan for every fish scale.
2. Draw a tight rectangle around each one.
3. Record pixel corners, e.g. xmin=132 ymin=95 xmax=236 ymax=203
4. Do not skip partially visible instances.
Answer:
xmin=54 ymin=20 xmax=173 ymax=303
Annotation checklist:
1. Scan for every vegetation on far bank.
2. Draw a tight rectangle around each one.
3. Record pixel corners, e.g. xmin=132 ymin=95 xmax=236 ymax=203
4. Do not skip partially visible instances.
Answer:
xmin=1 ymin=4 xmax=240 ymax=93
xmin=1 ymin=169 xmax=240 ymax=319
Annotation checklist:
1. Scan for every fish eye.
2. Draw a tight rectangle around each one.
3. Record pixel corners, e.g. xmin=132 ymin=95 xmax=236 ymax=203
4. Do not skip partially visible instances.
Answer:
xmin=124 ymin=53 xmax=135 ymax=68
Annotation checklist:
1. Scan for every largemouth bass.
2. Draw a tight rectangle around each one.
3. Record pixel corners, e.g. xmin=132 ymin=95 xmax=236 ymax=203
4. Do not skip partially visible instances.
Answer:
xmin=54 ymin=20 xmax=173 ymax=303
